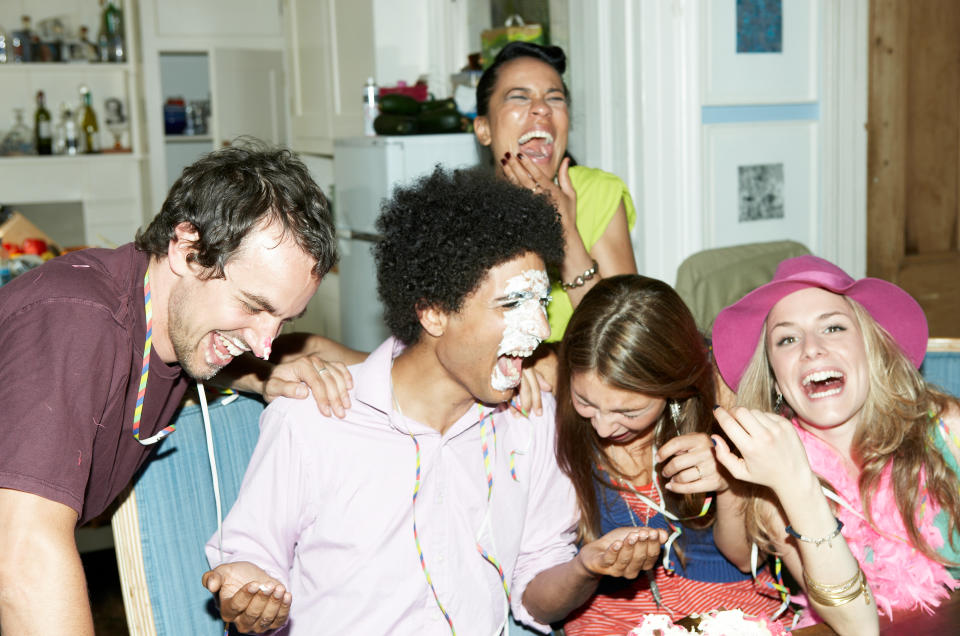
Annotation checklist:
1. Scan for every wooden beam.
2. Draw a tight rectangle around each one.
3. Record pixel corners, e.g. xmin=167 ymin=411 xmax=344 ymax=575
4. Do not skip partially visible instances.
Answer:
xmin=866 ymin=0 xmax=909 ymax=282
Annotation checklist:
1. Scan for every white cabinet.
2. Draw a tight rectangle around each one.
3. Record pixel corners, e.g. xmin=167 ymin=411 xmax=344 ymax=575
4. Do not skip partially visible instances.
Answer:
xmin=138 ymin=0 xmax=286 ymax=212
xmin=284 ymin=0 xmax=374 ymax=155
xmin=282 ymin=0 xmax=471 ymax=155
xmin=0 ymin=0 xmax=149 ymax=248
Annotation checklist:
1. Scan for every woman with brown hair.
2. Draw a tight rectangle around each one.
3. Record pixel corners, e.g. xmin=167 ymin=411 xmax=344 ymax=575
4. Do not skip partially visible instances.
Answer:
xmin=556 ymin=274 xmax=789 ymax=634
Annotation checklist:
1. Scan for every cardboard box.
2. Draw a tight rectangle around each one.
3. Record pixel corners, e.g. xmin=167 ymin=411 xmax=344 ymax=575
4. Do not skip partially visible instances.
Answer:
xmin=0 ymin=210 xmax=63 ymax=254
xmin=481 ymin=16 xmax=545 ymax=68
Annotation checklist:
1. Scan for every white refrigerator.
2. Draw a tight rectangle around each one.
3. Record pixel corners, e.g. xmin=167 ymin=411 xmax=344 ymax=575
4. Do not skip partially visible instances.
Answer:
xmin=334 ymin=134 xmax=482 ymax=351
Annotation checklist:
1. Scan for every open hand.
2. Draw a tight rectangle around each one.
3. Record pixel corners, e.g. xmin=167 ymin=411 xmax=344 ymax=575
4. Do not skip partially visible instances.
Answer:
xmin=202 ymin=561 xmax=291 ymax=633
xmin=576 ymin=526 xmax=668 ymax=580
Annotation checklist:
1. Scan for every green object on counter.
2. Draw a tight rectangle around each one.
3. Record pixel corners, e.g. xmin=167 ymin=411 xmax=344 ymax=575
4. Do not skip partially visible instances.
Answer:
xmin=378 ymin=93 xmax=421 ymax=116
xmin=373 ymin=113 xmax=418 ymax=135
xmin=416 ymin=109 xmax=462 ymax=134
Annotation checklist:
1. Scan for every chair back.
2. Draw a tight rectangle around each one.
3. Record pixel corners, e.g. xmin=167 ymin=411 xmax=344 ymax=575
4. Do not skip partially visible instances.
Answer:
xmin=112 ymin=393 xmax=265 ymax=635
xmin=675 ymin=240 xmax=811 ymax=335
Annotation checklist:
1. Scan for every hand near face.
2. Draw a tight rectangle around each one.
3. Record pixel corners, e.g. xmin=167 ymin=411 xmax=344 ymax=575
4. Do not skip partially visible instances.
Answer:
xmin=202 ymin=561 xmax=291 ymax=633
xmin=576 ymin=526 xmax=668 ymax=580
xmin=712 ymin=406 xmax=815 ymax=498
xmin=658 ymin=432 xmax=729 ymax=494
xmin=262 ymin=354 xmax=353 ymax=418
xmin=501 ymin=153 xmax=578 ymax=231
xmin=514 ymin=364 xmax=552 ymax=417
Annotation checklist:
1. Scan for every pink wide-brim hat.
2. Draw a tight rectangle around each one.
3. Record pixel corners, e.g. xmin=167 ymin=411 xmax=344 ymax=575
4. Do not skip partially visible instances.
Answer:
xmin=713 ymin=255 xmax=928 ymax=391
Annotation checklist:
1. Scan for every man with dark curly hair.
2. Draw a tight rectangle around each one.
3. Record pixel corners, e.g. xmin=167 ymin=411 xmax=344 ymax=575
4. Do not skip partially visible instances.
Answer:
xmin=0 ymin=142 xmax=342 ymax=635
xmin=204 ymin=167 xmax=666 ymax=635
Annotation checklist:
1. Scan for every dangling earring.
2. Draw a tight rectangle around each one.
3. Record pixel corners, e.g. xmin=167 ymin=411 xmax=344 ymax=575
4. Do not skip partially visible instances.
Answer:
xmin=774 ymin=391 xmax=784 ymax=413
xmin=669 ymin=400 xmax=682 ymax=435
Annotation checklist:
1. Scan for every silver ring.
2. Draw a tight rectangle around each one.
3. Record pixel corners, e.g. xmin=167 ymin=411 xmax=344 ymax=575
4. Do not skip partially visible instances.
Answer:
xmin=315 ymin=365 xmax=329 ymax=375
xmin=695 ymin=465 xmax=703 ymax=481
xmin=533 ymin=183 xmax=541 ymax=192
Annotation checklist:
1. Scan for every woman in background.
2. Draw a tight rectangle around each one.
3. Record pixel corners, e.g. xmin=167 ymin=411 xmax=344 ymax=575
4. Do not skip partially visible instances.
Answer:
xmin=474 ymin=42 xmax=637 ymax=344
xmin=555 ymin=275 xmax=790 ymax=634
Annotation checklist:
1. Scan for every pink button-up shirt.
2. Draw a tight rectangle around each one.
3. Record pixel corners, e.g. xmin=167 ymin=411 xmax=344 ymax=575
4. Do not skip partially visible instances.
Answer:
xmin=207 ymin=338 xmax=579 ymax=635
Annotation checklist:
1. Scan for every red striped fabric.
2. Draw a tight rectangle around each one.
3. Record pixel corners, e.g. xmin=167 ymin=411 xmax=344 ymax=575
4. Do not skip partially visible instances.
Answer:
xmin=564 ymin=484 xmax=793 ymax=635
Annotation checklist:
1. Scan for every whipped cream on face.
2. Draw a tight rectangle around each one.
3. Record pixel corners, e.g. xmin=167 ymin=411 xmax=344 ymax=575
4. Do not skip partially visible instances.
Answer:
xmin=518 ymin=130 xmax=554 ymax=146
xmin=491 ymin=269 xmax=550 ymax=392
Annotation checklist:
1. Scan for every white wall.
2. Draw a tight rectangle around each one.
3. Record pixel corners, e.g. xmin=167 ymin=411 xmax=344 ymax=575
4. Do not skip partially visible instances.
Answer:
xmin=564 ymin=0 xmax=868 ymax=283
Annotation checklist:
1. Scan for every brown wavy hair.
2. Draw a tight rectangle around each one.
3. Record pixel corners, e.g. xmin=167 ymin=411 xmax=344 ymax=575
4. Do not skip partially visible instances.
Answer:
xmin=737 ymin=296 xmax=960 ymax=564
xmin=555 ymin=275 xmax=717 ymax=543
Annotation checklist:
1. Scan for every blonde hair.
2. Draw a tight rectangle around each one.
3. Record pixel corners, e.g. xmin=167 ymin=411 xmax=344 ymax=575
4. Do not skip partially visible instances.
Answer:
xmin=738 ymin=296 xmax=960 ymax=564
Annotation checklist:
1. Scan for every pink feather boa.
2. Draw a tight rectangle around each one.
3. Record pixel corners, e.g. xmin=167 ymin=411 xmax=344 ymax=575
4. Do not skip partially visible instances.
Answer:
xmin=794 ymin=424 xmax=958 ymax=618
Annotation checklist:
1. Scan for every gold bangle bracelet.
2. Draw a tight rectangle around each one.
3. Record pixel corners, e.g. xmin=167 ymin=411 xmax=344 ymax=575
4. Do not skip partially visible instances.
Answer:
xmin=803 ymin=567 xmax=873 ymax=607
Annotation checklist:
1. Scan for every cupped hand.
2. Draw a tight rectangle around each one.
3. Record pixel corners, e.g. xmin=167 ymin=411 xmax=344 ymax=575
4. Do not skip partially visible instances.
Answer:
xmin=657 ymin=432 xmax=729 ymax=494
xmin=712 ymin=406 xmax=815 ymax=498
xmin=576 ymin=526 xmax=668 ymax=580
xmin=202 ymin=561 xmax=292 ymax=633
xmin=261 ymin=355 xmax=352 ymax=418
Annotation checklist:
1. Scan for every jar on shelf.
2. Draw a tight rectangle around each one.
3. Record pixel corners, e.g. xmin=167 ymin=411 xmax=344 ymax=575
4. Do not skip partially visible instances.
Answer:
xmin=0 ymin=108 xmax=35 ymax=156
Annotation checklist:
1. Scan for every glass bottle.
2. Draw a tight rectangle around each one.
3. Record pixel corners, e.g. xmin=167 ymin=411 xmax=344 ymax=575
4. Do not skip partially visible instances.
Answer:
xmin=11 ymin=15 xmax=32 ymax=63
xmin=0 ymin=108 xmax=36 ymax=155
xmin=96 ymin=0 xmax=110 ymax=62
xmin=57 ymin=103 xmax=80 ymax=156
xmin=76 ymin=26 xmax=99 ymax=63
xmin=363 ymin=77 xmax=378 ymax=136
xmin=0 ymin=26 xmax=9 ymax=64
xmin=34 ymin=90 xmax=52 ymax=155
xmin=77 ymin=85 xmax=100 ymax=153
xmin=99 ymin=0 xmax=124 ymax=63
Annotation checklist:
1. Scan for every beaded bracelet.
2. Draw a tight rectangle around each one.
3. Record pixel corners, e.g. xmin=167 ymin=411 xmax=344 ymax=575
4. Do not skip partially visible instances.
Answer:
xmin=561 ymin=259 xmax=599 ymax=290
xmin=786 ymin=516 xmax=844 ymax=548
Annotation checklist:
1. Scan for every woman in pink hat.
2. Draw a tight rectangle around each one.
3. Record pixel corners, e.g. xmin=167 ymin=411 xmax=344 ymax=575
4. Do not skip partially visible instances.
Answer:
xmin=711 ymin=254 xmax=960 ymax=633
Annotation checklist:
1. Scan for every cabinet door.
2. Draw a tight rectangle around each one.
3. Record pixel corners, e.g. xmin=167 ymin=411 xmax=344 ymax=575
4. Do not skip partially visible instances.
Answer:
xmin=285 ymin=0 xmax=374 ymax=154
xmin=209 ymin=48 xmax=286 ymax=147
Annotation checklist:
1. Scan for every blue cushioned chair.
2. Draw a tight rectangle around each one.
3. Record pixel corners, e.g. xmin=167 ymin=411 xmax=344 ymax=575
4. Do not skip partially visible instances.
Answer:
xmin=112 ymin=393 xmax=265 ymax=636
xmin=922 ymin=338 xmax=960 ymax=398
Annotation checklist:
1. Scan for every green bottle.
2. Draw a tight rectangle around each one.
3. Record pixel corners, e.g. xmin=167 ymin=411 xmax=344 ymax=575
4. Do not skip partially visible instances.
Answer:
xmin=34 ymin=90 xmax=52 ymax=155
xmin=78 ymin=86 xmax=100 ymax=154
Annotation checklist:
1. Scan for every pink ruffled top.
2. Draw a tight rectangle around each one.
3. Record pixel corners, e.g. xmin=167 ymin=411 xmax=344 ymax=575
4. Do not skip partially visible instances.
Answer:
xmin=794 ymin=423 xmax=959 ymax=618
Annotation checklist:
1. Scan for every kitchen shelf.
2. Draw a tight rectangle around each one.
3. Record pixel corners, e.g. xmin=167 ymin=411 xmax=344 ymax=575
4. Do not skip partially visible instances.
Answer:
xmin=164 ymin=134 xmax=212 ymax=143
xmin=0 ymin=62 xmax=134 ymax=73
xmin=0 ymin=153 xmax=145 ymax=164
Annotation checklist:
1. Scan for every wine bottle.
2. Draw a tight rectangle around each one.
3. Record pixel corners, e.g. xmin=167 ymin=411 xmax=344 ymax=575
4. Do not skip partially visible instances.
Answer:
xmin=78 ymin=85 xmax=100 ymax=154
xmin=60 ymin=104 xmax=80 ymax=156
xmin=34 ymin=90 xmax=52 ymax=155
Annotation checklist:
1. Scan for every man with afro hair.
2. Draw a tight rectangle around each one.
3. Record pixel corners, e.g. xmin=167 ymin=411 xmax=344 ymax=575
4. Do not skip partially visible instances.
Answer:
xmin=203 ymin=167 xmax=666 ymax=635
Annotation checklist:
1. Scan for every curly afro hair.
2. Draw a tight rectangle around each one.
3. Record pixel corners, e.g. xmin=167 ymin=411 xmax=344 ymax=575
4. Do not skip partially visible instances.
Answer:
xmin=375 ymin=166 xmax=564 ymax=345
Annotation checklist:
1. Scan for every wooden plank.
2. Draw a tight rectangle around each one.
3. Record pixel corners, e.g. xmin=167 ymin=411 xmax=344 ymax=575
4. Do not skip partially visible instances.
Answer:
xmin=904 ymin=0 xmax=960 ymax=255
xmin=866 ymin=0 xmax=909 ymax=282
xmin=898 ymin=253 xmax=960 ymax=337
